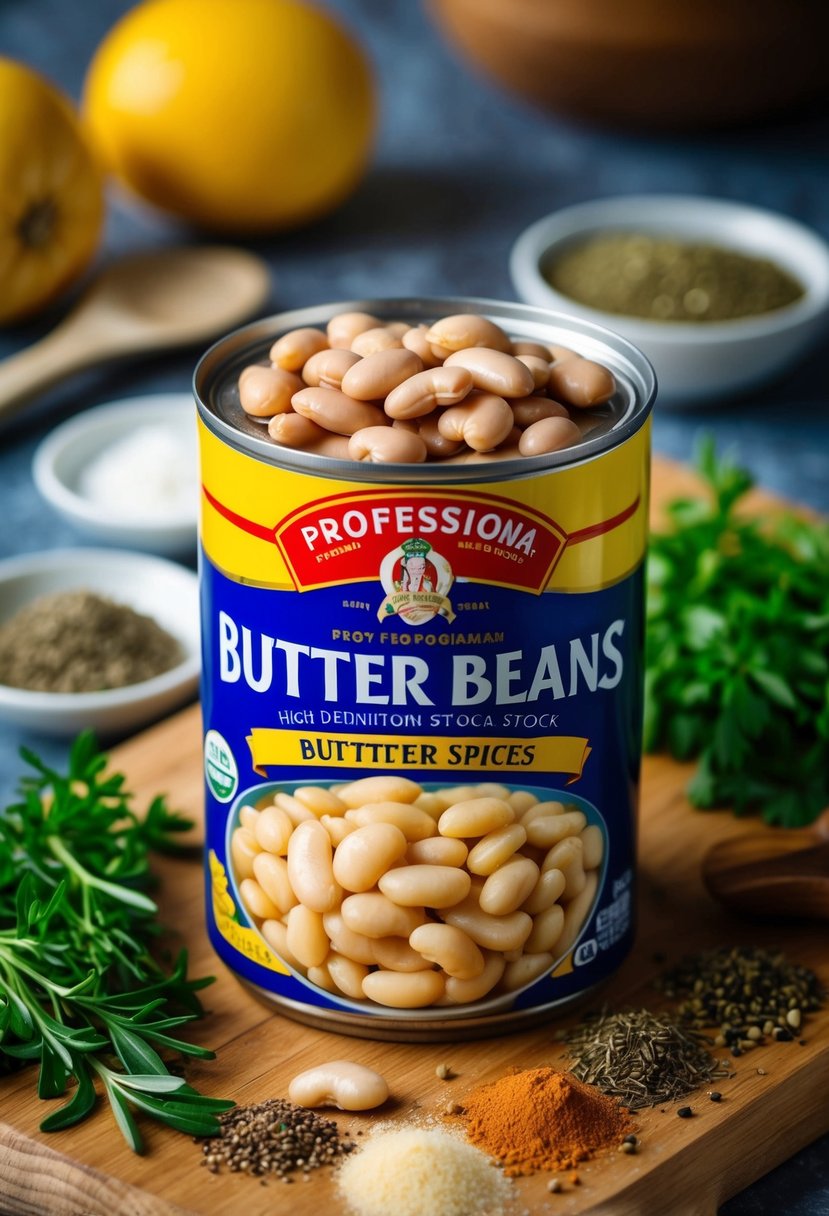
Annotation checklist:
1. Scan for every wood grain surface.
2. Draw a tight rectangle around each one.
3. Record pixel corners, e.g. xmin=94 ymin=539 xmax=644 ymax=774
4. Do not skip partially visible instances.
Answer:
xmin=1 ymin=457 xmax=826 ymax=1216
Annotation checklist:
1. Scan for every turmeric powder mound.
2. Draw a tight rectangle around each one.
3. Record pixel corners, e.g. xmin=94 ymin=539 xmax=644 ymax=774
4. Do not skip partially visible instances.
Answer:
xmin=460 ymin=1067 xmax=634 ymax=1176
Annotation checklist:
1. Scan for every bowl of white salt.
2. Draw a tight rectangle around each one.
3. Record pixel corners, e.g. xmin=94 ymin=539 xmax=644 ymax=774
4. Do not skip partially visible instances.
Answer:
xmin=33 ymin=393 xmax=199 ymax=555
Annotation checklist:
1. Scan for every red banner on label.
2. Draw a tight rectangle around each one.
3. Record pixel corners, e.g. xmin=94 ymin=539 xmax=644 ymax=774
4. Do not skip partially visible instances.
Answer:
xmin=273 ymin=489 xmax=567 ymax=594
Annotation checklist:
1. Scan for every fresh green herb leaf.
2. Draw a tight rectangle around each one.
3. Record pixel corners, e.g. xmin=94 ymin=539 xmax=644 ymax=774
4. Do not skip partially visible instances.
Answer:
xmin=0 ymin=734 xmax=234 ymax=1150
xmin=646 ymin=440 xmax=829 ymax=826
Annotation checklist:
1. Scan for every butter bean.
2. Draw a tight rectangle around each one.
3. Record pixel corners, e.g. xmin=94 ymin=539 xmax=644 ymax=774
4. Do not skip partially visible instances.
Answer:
xmin=261 ymin=918 xmax=304 ymax=972
xmin=547 ymin=356 xmax=616 ymax=408
xmin=555 ymin=871 xmax=599 ymax=956
xmin=511 ymin=396 xmax=570 ymax=429
xmin=239 ymin=877 xmax=280 ymax=922
xmin=433 ymin=785 xmax=479 ymax=809
xmin=320 ymin=816 xmax=357 ymax=846
xmin=322 ymin=911 xmax=377 ymax=965
xmin=341 ymin=892 xmax=426 ymax=939
xmin=512 ymin=339 xmax=554 ymax=359
xmin=371 ymin=936 xmax=434 ymax=972
xmin=425 ymin=314 xmax=512 ymax=353
xmin=580 ymin=824 xmax=605 ymax=870
xmin=412 ymin=792 xmax=445 ymax=818
xmin=524 ymin=902 xmax=565 ymax=954
xmin=515 ymin=354 xmax=551 ymax=390
xmin=443 ymin=951 xmax=505 ymax=1004
xmin=253 ymin=852 xmax=298 ymax=915
xmin=378 ymin=864 xmax=470 ymax=908
xmin=274 ymin=792 xmax=316 ymax=825
xmin=402 ymin=324 xmax=444 ymax=367
xmin=437 ymin=391 xmax=514 ymax=452
xmin=230 ymin=826 xmax=260 ymax=882
xmin=267 ymin=412 xmax=329 ymax=448
xmin=306 ymin=960 xmax=337 ymax=992
xmin=522 ymin=866 xmax=566 ymax=914
xmin=252 ymin=806 xmax=292 ymax=855
xmin=393 ymin=415 xmax=464 ymax=458
xmin=384 ymin=366 xmax=473 ymax=420
xmin=341 ymin=348 xmax=423 ymax=400
xmin=286 ymin=904 xmax=329 ymax=968
xmin=502 ymin=952 xmax=554 ymax=992
xmin=270 ymin=327 xmax=328 ymax=372
xmin=479 ymin=856 xmax=539 ymax=915
xmin=442 ymin=898 xmax=532 ymax=952
xmin=520 ymin=800 xmax=567 ymax=826
xmin=239 ymin=365 xmax=303 ymax=417
xmin=507 ymin=790 xmax=538 ymax=814
xmin=291 ymin=386 xmax=387 ymax=436
xmin=519 ymin=416 xmax=581 ymax=457
xmin=301 ymin=347 xmax=361 ymax=389
xmin=548 ymin=344 xmax=578 ymax=363
xmin=289 ymin=1061 xmax=389 ymax=1111
xmin=525 ymin=810 xmax=587 ymax=849
xmin=351 ymin=327 xmax=404 ymax=356
xmin=286 ymin=820 xmax=342 ymax=914
xmin=327 ymin=311 xmax=381 ymax=349
xmin=542 ymin=837 xmax=587 ymax=899
xmin=346 ymin=802 xmax=436 ymax=842
xmin=406 ymin=837 xmax=468 ymax=867
xmin=293 ymin=785 xmax=347 ymax=816
xmin=445 ymin=348 xmax=535 ymax=398
xmin=474 ymin=782 xmax=511 ymax=799
xmin=409 ymin=922 xmax=484 ymax=980
xmin=438 ymin=797 xmax=515 ymax=839
xmin=310 ymin=432 xmax=353 ymax=458
xmin=362 ymin=969 xmax=445 ymax=1008
xmin=338 ymin=775 xmax=422 ymax=807
xmin=349 ymin=425 xmax=427 ymax=463
xmin=325 ymin=953 xmax=371 ymax=1000
xmin=239 ymin=803 xmax=261 ymax=831
xmin=466 ymin=824 xmax=527 ymax=876
xmin=333 ymin=823 xmax=408 ymax=892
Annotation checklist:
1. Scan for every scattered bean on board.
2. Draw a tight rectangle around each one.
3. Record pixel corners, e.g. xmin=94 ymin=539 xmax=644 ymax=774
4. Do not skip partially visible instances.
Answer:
xmin=288 ymin=1060 xmax=390 ymax=1111
xmin=232 ymin=776 xmax=604 ymax=1009
xmin=237 ymin=312 xmax=616 ymax=463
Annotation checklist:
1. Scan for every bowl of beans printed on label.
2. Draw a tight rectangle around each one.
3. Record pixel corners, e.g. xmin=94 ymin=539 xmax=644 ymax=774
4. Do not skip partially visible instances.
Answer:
xmin=236 ymin=311 xmax=618 ymax=463
xmin=227 ymin=775 xmax=606 ymax=1016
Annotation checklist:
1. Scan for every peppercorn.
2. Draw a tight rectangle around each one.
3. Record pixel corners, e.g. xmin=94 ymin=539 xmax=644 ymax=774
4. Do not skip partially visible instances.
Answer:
xmin=677 ymin=1107 xmax=694 ymax=1119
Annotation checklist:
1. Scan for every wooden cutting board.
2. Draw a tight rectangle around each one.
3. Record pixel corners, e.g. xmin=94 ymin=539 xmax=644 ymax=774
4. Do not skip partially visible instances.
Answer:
xmin=2 ymin=457 xmax=827 ymax=1216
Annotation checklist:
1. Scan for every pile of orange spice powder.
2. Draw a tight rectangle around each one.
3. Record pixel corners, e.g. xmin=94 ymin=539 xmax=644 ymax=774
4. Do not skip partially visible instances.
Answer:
xmin=459 ymin=1067 xmax=634 ymax=1176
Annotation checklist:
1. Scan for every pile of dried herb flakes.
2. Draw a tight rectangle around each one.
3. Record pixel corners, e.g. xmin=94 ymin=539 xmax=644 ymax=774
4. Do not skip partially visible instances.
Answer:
xmin=563 ymin=1009 xmax=729 ymax=1111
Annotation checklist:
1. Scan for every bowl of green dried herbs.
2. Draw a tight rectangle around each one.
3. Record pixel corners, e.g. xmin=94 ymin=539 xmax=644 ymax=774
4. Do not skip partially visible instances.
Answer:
xmin=0 ymin=548 xmax=199 ymax=737
xmin=510 ymin=195 xmax=829 ymax=407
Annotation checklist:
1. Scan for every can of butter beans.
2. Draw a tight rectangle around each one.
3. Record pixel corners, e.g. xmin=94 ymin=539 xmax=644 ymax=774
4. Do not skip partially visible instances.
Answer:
xmin=194 ymin=298 xmax=655 ymax=1040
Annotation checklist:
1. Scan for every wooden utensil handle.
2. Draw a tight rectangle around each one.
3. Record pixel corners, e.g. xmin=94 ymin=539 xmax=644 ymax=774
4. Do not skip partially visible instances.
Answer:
xmin=0 ymin=327 xmax=99 ymax=421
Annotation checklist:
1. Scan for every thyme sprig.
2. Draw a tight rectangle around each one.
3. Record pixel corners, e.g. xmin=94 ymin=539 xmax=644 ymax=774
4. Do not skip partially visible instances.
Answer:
xmin=0 ymin=732 xmax=233 ymax=1151
xmin=645 ymin=438 xmax=829 ymax=826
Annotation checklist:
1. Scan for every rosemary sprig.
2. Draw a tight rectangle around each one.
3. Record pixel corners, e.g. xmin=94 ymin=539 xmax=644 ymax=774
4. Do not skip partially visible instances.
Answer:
xmin=0 ymin=732 xmax=233 ymax=1152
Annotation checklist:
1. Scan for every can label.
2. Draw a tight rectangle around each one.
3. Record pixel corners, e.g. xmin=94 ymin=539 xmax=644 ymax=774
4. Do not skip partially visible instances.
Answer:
xmin=200 ymin=417 xmax=649 ymax=1020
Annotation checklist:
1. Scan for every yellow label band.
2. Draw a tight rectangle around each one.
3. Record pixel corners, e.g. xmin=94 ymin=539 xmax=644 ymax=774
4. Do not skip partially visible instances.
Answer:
xmin=247 ymin=729 xmax=591 ymax=782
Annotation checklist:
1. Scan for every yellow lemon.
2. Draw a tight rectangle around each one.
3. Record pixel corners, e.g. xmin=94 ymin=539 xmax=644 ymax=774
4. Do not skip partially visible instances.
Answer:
xmin=83 ymin=0 xmax=376 ymax=233
xmin=0 ymin=58 xmax=103 ymax=326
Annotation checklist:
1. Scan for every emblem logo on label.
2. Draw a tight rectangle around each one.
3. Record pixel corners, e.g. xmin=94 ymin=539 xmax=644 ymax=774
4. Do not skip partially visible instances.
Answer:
xmin=205 ymin=729 xmax=238 ymax=803
xmin=376 ymin=536 xmax=455 ymax=625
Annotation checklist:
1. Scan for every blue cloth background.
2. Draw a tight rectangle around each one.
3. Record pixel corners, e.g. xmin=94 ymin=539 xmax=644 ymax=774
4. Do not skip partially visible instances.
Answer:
xmin=0 ymin=3 xmax=827 ymax=1210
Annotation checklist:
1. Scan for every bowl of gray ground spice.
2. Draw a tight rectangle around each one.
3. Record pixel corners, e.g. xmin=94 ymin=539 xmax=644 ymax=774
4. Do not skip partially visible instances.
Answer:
xmin=0 ymin=548 xmax=199 ymax=737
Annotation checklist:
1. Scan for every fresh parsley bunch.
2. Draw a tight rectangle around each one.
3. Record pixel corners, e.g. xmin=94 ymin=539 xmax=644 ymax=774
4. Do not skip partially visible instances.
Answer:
xmin=0 ymin=733 xmax=233 ymax=1151
xmin=645 ymin=439 xmax=829 ymax=827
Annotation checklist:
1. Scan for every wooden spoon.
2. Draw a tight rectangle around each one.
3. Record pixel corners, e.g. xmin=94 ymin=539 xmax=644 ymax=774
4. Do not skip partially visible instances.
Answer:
xmin=703 ymin=808 xmax=829 ymax=920
xmin=0 ymin=246 xmax=271 ymax=419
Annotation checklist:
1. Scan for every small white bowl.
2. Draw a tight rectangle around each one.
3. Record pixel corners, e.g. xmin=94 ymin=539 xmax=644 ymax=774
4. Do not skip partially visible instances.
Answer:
xmin=510 ymin=195 xmax=829 ymax=406
xmin=33 ymin=394 xmax=198 ymax=555
xmin=0 ymin=549 xmax=199 ymax=737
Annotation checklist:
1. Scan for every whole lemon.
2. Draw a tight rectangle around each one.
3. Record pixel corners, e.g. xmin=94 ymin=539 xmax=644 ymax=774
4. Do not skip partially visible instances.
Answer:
xmin=83 ymin=0 xmax=375 ymax=233
xmin=0 ymin=58 xmax=103 ymax=326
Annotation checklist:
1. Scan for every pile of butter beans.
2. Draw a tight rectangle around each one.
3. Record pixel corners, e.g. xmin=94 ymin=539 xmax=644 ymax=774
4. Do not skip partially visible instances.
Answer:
xmin=237 ymin=312 xmax=617 ymax=464
xmin=231 ymin=775 xmax=604 ymax=1009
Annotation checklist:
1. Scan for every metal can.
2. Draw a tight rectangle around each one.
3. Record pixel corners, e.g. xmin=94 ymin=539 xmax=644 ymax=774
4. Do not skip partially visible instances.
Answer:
xmin=195 ymin=298 xmax=655 ymax=1039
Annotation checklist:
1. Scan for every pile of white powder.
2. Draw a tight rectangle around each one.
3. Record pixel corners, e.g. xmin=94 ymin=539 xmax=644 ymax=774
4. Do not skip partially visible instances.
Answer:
xmin=79 ymin=423 xmax=198 ymax=521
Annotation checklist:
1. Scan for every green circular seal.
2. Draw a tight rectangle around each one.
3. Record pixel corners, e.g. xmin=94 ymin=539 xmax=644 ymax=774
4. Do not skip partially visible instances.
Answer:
xmin=204 ymin=729 xmax=238 ymax=803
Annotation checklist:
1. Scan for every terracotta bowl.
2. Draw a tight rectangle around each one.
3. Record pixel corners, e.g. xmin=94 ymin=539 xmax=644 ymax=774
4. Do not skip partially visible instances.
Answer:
xmin=427 ymin=0 xmax=829 ymax=130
